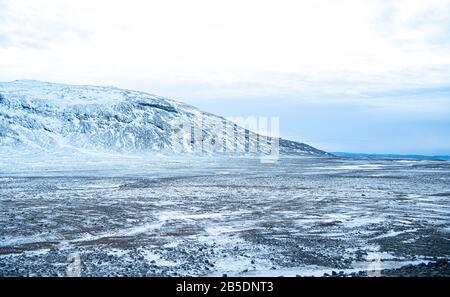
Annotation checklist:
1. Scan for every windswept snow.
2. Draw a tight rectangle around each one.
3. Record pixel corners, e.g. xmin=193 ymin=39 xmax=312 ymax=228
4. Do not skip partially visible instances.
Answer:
xmin=0 ymin=156 xmax=449 ymax=276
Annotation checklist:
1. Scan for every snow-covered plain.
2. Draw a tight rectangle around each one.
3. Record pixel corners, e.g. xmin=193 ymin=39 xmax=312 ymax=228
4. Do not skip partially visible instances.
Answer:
xmin=0 ymin=80 xmax=448 ymax=276
xmin=0 ymin=154 xmax=449 ymax=276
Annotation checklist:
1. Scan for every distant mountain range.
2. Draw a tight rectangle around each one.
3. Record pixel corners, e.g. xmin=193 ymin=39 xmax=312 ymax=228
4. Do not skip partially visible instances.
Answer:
xmin=0 ymin=80 xmax=331 ymax=157
xmin=332 ymin=152 xmax=450 ymax=160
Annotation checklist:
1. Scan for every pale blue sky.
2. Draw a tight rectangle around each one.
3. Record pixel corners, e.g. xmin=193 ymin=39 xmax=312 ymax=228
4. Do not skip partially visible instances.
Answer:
xmin=1 ymin=0 xmax=449 ymax=154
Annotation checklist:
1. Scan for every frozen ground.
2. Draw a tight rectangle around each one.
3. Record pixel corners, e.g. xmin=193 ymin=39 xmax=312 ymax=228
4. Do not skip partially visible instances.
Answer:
xmin=0 ymin=154 xmax=449 ymax=276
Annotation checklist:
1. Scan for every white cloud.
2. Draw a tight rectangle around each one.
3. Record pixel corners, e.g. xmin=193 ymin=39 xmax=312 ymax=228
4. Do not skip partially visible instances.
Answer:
xmin=1 ymin=0 xmax=449 ymax=154
xmin=0 ymin=0 xmax=449 ymax=103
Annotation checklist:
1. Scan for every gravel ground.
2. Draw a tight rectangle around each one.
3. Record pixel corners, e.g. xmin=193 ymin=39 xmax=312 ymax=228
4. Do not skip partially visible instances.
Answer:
xmin=323 ymin=259 xmax=449 ymax=277
xmin=1 ymin=156 xmax=449 ymax=277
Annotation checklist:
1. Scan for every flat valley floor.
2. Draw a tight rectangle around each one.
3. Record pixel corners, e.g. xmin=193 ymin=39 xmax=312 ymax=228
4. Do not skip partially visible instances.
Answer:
xmin=0 ymin=155 xmax=449 ymax=276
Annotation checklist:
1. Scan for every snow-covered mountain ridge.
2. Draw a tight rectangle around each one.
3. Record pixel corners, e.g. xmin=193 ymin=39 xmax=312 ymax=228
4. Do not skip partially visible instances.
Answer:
xmin=0 ymin=80 xmax=330 ymax=156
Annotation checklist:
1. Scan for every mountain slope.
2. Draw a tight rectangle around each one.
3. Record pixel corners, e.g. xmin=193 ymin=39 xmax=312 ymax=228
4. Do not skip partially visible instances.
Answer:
xmin=0 ymin=80 xmax=330 ymax=156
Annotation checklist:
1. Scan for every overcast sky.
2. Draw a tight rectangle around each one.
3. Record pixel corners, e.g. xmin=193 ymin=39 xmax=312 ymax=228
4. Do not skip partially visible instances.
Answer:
xmin=1 ymin=0 xmax=449 ymax=154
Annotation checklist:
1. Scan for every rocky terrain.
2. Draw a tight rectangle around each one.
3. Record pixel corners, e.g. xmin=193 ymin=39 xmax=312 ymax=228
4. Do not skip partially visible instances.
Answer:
xmin=1 ymin=156 xmax=448 ymax=277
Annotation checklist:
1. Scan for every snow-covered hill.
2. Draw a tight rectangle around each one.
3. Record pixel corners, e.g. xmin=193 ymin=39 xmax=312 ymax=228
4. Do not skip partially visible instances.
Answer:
xmin=0 ymin=80 xmax=330 ymax=156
